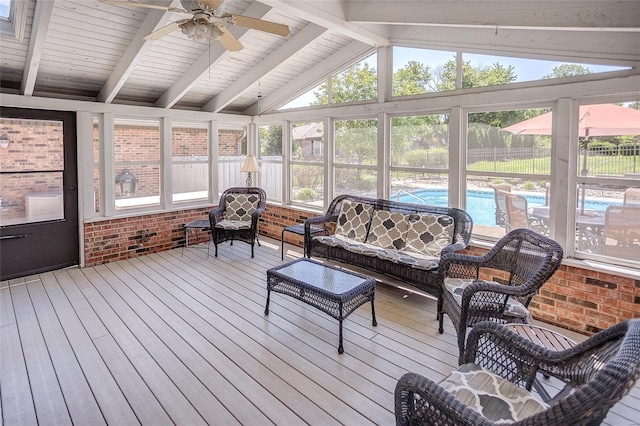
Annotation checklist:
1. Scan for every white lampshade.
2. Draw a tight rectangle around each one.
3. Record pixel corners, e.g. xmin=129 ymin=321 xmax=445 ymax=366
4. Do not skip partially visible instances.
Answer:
xmin=240 ymin=155 xmax=260 ymax=173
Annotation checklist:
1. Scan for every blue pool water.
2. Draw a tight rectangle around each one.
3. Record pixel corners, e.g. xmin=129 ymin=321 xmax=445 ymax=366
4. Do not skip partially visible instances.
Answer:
xmin=396 ymin=189 xmax=616 ymax=227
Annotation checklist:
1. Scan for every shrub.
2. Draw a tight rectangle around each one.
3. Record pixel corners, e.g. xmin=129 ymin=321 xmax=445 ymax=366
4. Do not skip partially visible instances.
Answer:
xmin=354 ymin=174 xmax=376 ymax=191
xmin=296 ymin=188 xmax=318 ymax=201
xmin=587 ymin=141 xmax=616 ymax=156
xmin=522 ymin=181 xmax=536 ymax=191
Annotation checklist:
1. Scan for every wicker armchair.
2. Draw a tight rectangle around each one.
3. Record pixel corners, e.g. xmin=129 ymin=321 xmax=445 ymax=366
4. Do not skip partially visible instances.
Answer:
xmin=395 ymin=319 xmax=640 ymax=425
xmin=438 ymin=229 xmax=563 ymax=363
xmin=209 ymin=187 xmax=266 ymax=258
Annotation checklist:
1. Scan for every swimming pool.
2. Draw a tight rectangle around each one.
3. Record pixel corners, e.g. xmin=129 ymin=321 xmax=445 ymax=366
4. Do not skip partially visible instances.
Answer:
xmin=396 ymin=188 xmax=617 ymax=227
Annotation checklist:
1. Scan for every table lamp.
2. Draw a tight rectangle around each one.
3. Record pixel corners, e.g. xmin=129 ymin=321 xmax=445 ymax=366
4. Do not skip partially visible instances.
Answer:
xmin=240 ymin=155 xmax=260 ymax=187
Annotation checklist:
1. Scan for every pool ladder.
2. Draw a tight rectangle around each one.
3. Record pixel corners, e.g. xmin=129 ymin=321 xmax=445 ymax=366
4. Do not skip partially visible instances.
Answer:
xmin=396 ymin=190 xmax=427 ymax=204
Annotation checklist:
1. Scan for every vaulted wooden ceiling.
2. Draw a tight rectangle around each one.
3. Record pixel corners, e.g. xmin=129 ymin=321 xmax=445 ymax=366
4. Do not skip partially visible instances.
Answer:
xmin=1 ymin=0 xmax=639 ymax=115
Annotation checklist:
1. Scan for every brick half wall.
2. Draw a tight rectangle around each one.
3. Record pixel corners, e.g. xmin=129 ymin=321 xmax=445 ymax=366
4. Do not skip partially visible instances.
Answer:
xmin=83 ymin=204 xmax=640 ymax=336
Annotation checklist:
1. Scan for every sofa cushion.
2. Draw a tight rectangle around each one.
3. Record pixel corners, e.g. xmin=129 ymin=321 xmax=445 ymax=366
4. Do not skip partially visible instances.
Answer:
xmin=224 ymin=193 xmax=260 ymax=222
xmin=403 ymin=213 xmax=455 ymax=256
xmin=444 ymin=278 xmax=531 ymax=319
xmin=366 ymin=210 xmax=408 ymax=250
xmin=215 ymin=219 xmax=251 ymax=230
xmin=440 ymin=363 xmax=548 ymax=423
xmin=377 ymin=250 xmax=440 ymax=271
xmin=335 ymin=200 xmax=374 ymax=242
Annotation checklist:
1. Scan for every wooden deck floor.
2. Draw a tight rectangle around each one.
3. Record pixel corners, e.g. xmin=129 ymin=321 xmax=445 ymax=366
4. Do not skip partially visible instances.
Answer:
xmin=1 ymin=237 xmax=638 ymax=425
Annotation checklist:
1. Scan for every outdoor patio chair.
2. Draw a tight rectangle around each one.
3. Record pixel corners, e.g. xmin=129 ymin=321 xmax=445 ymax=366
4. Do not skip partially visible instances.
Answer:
xmin=395 ymin=319 xmax=640 ymax=425
xmin=623 ymin=187 xmax=640 ymax=207
xmin=502 ymin=191 xmax=548 ymax=234
xmin=489 ymin=183 xmax=511 ymax=227
xmin=602 ymin=205 xmax=640 ymax=261
xmin=437 ymin=228 xmax=563 ymax=364
xmin=209 ymin=187 xmax=266 ymax=258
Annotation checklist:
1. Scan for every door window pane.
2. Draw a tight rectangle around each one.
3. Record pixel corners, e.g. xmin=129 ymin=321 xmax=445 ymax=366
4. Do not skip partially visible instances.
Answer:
xmin=0 ymin=118 xmax=64 ymax=225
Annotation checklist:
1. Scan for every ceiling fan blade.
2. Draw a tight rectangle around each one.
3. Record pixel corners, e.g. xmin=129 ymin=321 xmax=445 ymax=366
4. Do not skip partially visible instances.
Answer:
xmin=229 ymin=15 xmax=290 ymax=37
xmin=196 ymin=0 xmax=225 ymax=11
xmin=100 ymin=0 xmax=187 ymax=13
xmin=143 ymin=21 xmax=181 ymax=40
xmin=218 ymin=26 xmax=243 ymax=52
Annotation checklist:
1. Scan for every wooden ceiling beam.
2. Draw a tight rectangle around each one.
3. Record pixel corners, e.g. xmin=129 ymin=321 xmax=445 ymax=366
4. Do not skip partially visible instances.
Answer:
xmin=97 ymin=0 xmax=175 ymax=104
xmin=21 ymin=0 xmax=55 ymax=96
xmin=202 ymin=23 xmax=327 ymax=113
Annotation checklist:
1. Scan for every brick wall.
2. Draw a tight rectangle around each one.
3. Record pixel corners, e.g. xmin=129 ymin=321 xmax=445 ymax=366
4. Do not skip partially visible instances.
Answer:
xmin=83 ymin=204 xmax=639 ymax=336
xmin=84 ymin=207 xmax=212 ymax=266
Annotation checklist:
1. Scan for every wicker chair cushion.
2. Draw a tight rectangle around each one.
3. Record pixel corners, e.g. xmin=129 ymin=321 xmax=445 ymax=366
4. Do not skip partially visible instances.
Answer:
xmin=444 ymin=278 xmax=531 ymax=318
xmin=366 ymin=210 xmax=408 ymax=250
xmin=224 ymin=194 xmax=260 ymax=222
xmin=215 ymin=219 xmax=251 ymax=230
xmin=335 ymin=200 xmax=374 ymax=242
xmin=440 ymin=363 xmax=548 ymax=423
xmin=403 ymin=213 xmax=455 ymax=256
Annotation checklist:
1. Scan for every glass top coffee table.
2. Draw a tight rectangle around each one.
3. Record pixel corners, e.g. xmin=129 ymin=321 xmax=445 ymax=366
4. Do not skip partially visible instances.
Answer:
xmin=265 ymin=258 xmax=377 ymax=354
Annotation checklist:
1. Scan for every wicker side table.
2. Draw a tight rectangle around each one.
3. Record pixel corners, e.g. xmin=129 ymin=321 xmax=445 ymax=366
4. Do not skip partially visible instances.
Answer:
xmin=266 ymin=258 xmax=376 ymax=354
xmin=183 ymin=219 xmax=211 ymax=257
xmin=281 ymin=223 xmax=327 ymax=260
xmin=506 ymin=323 xmax=577 ymax=403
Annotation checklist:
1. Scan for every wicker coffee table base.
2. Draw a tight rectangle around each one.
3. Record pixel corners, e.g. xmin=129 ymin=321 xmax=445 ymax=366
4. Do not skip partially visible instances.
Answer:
xmin=265 ymin=259 xmax=376 ymax=354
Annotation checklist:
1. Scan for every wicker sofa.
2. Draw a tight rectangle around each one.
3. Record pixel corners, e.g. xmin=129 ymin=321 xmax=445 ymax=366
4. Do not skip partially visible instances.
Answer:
xmin=305 ymin=194 xmax=473 ymax=297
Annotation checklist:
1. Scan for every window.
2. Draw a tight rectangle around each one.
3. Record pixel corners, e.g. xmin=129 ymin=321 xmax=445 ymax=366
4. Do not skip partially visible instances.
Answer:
xmin=171 ymin=122 xmax=209 ymax=204
xmin=218 ymin=126 xmax=248 ymax=191
xmin=462 ymin=53 xmax=629 ymax=89
xmin=114 ymin=118 xmax=161 ymax=210
xmin=291 ymin=121 xmax=324 ymax=207
xmin=0 ymin=0 xmax=27 ymax=41
xmin=259 ymin=124 xmax=283 ymax=202
xmin=465 ymin=108 xmax=551 ymax=238
xmin=334 ymin=118 xmax=378 ymax=198
xmin=393 ymin=47 xmax=457 ymax=96
xmin=572 ymin=101 xmax=640 ymax=265
xmin=280 ymin=83 xmax=327 ymax=110
xmin=390 ymin=114 xmax=450 ymax=203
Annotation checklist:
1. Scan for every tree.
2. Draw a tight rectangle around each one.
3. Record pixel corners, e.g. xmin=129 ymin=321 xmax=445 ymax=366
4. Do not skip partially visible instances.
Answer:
xmin=259 ymin=125 xmax=283 ymax=156
xmin=393 ymin=60 xmax=432 ymax=96
xmin=312 ymin=61 xmax=377 ymax=105
xmin=543 ymin=64 xmax=592 ymax=79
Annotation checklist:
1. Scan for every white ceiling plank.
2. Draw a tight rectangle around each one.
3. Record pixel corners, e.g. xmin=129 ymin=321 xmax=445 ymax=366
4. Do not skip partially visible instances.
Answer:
xmin=243 ymin=39 xmax=373 ymax=115
xmin=20 ymin=0 xmax=55 ymax=96
xmin=97 ymin=1 xmax=175 ymax=103
xmin=259 ymin=0 xmax=390 ymax=47
xmin=202 ymin=23 xmax=327 ymax=112
xmin=154 ymin=1 xmax=273 ymax=109
xmin=347 ymin=1 xmax=640 ymax=30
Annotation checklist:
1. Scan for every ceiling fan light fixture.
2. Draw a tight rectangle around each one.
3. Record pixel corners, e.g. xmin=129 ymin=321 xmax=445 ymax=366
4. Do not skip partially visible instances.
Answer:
xmin=208 ymin=24 xmax=223 ymax=40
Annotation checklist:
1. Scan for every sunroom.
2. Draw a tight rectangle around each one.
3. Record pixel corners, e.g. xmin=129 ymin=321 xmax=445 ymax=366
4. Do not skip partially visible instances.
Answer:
xmin=1 ymin=0 xmax=639 ymax=424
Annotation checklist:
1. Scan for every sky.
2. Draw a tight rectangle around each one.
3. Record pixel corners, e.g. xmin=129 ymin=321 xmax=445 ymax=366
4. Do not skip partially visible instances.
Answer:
xmin=0 ymin=0 xmax=9 ymax=18
xmin=282 ymin=47 xmax=628 ymax=109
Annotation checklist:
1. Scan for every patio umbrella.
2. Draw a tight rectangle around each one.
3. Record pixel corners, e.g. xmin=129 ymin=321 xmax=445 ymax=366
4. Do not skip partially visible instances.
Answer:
xmin=503 ymin=103 xmax=640 ymax=137
xmin=503 ymin=103 xmax=640 ymax=212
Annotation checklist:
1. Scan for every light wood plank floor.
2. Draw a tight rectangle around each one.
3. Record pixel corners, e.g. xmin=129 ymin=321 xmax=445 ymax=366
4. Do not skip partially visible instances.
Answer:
xmin=1 ymin=237 xmax=638 ymax=425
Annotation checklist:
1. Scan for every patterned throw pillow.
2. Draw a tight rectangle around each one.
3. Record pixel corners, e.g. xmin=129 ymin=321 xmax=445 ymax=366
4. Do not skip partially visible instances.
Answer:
xmin=403 ymin=213 xmax=454 ymax=256
xmin=334 ymin=200 xmax=374 ymax=242
xmin=440 ymin=363 xmax=548 ymax=423
xmin=224 ymin=193 xmax=259 ymax=222
xmin=366 ymin=210 xmax=408 ymax=249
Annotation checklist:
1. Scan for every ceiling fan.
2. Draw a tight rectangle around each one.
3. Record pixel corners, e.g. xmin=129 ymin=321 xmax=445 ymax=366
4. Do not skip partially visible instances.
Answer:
xmin=101 ymin=0 xmax=290 ymax=51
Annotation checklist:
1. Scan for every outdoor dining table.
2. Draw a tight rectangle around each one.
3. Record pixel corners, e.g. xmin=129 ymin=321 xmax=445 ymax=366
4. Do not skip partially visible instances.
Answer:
xmin=530 ymin=206 xmax=605 ymax=252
